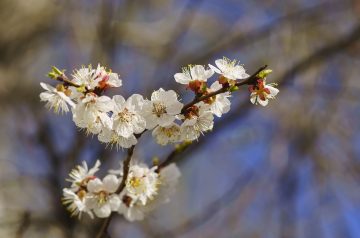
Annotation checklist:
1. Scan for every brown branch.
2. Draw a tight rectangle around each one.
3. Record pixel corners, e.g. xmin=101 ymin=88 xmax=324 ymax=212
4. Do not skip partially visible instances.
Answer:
xmin=95 ymin=145 xmax=135 ymax=238
xmin=115 ymin=145 xmax=136 ymax=194
xmin=15 ymin=211 xmax=31 ymax=238
xmin=55 ymin=75 xmax=81 ymax=88
xmin=157 ymin=65 xmax=267 ymax=170
xmin=157 ymin=142 xmax=191 ymax=172
xmin=177 ymin=22 xmax=360 ymax=165
xmin=181 ymin=65 xmax=268 ymax=113
xmin=95 ymin=214 xmax=114 ymax=238
xmin=152 ymin=23 xmax=360 ymax=236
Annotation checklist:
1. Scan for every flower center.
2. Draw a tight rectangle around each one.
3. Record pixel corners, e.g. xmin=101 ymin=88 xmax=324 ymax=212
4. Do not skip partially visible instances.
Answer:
xmin=129 ymin=177 xmax=142 ymax=188
xmin=160 ymin=126 xmax=180 ymax=137
xmin=152 ymin=102 xmax=167 ymax=117
xmin=97 ymin=191 xmax=108 ymax=204
xmin=77 ymin=189 xmax=87 ymax=201
xmin=250 ymin=80 xmax=270 ymax=101
xmin=118 ymin=108 xmax=134 ymax=122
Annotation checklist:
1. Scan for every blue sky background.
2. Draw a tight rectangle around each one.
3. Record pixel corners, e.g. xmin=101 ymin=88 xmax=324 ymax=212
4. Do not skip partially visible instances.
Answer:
xmin=0 ymin=0 xmax=359 ymax=237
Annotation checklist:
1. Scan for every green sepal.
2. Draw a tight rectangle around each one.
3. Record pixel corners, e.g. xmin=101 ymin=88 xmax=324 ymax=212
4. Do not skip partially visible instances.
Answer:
xmin=229 ymin=86 xmax=239 ymax=92
xmin=76 ymin=85 xmax=87 ymax=93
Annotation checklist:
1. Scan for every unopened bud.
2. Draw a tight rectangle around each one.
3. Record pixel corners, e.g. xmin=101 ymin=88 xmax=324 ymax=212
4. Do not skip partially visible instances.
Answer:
xmin=47 ymin=66 xmax=65 ymax=79
xmin=257 ymin=69 xmax=272 ymax=79
xmin=152 ymin=157 xmax=159 ymax=166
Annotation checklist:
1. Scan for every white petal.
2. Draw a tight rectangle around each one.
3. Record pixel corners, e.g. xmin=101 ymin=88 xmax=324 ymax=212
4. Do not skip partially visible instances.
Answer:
xmin=190 ymin=65 xmax=206 ymax=81
xmin=132 ymin=116 xmax=146 ymax=134
xmin=258 ymin=98 xmax=269 ymax=106
xmin=108 ymin=73 xmax=122 ymax=87
xmin=210 ymin=81 xmax=222 ymax=91
xmin=113 ymin=95 xmax=125 ymax=105
xmin=174 ymin=73 xmax=191 ymax=84
xmin=208 ymin=64 xmax=221 ymax=74
xmin=115 ymin=122 xmax=133 ymax=138
xmin=151 ymin=88 xmax=164 ymax=101
xmin=109 ymin=195 xmax=121 ymax=211
xmin=160 ymin=163 xmax=181 ymax=186
xmin=97 ymin=96 xmax=113 ymax=112
xmin=158 ymin=114 xmax=175 ymax=127
xmin=59 ymin=92 xmax=76 ymax=108
xmin=118 ymin=134 xmax=137 ymax=148
xmin=214 ymin=59 xmax=227 ymax=72
xmin=267 ymin=86 xmax=279 ymax=97
xmin=204 ymin=68 xmax=214 ymax=79
xmin=40 ymin=82 xmax=54 ymax=91
xmin=166 ymin=101 xmax=183 ymax=115
xmin=39 ymin=92 xmax=53 ymax=101
xmin=103 ymin=175 xmax=120 ymax=193
xmin=94 ymin=204 xmax=111 ymax=218
xmin=88 ymin=160 xmax=101 ymax=175
xmin=98 ymin=128 xmax=113 ymax=143
xmin=87 ymin=178 xmax=103 ymax=193
xmin=127 ymin=94 xmax=144 ymax=111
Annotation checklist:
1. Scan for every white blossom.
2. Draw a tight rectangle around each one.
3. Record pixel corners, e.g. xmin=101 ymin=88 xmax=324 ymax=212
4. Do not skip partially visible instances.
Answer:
xmin=209 ymin=57 xmax=249 ymax=80
xmin=72 ymin=64 xmax=122 ymax=91
xmin=66 ymin=160 xmax=101 ymax=191
xmin=39 ymin=82 xmax=75 ymax=114
xmin=93 ymin=64 xmax=122 ymax=88
xmin=62 ymin=160 xmax=101 ymax=219
xmin=62 ymin=188 xmax=93 ymax=219
xmin=180 ymin=103 xmax=214 ymax=141
xmin=141 ymin=163 xmax=181 ymax=212
xmin=117 ymin=193 xmax=145 ymax=222
xmin=174 ymin=65 xmax=213 ymax=84
xmin=87 ymin=175 xmax=121 ymax=218
xmin=249 ymin=79 xmax=279 ymax=106
xmin=44 ymin=59 xmax=280 ymax=222
xmin=72 ymin=93 xmax=113 ymax=135
xmin=112 ymin=94 xmax=146 ymax=138
xmin=207 ymin=81 xmax=231 ymax=117
xmin=142 ymin=88 xmax=183 ymax=129
xmin=152 ymin=123 xmax=181 ymax=146
xmin=98 ymin=127 xmax=138 ymax=149
xmin=117 ymin=163 xmax=181 ymax=221
xmin=125 ymin=164 xmax=159 ymax=205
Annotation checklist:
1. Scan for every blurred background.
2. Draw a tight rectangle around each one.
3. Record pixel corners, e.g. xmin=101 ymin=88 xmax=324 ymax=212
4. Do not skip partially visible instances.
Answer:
xmin=1 ymin=0 xmax=360 ymax=237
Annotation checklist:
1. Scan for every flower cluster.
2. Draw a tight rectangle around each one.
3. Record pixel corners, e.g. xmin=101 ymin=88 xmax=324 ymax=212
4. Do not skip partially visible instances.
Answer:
xmin=40 ymin=59 xmax=278 ymax=148
xmin=40 ymin=57 xmax=279 ymax=222
xmin=62 ymin=160 xmax=180 ymax=220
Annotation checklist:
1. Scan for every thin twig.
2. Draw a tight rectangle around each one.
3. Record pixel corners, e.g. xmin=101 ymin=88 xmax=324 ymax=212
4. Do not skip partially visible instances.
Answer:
xmin=158 ymin=65 xmax=267 ymax=170
xmin=152 ymin=24 xmax=360 ymax=236
xmin=116 ymin=145 xmax=136 ymax=194
xmin=181 ymin=65 xmax=267 ymax=113
xmin=95 ymin=214 xmax=113 ymax=238
xmin=55 ymin=75 xmax=81 ymax=88
xmin=157 ymin=142 xmax=191 ymax=172
xmin=95 ymin=145 xmax=136 ymax=238
xmin=15 ymin=211 xmax=31 ymax=238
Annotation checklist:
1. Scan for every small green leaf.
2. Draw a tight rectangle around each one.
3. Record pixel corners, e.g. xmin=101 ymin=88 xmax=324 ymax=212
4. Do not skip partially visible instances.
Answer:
xmin=257 ymin=69 xmax=272 ymax=79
